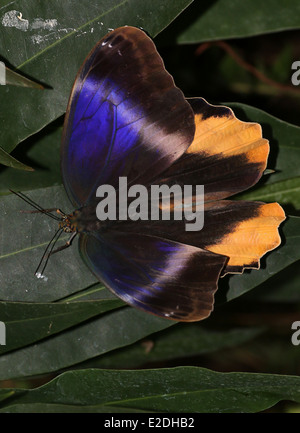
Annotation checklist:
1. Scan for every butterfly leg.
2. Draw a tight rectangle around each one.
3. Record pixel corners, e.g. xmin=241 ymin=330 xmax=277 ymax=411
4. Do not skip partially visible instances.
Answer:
xmin=35 ymin=232 xmax=77 ymax=277
xmin=49 ymin=232 xmax=77 ymax=256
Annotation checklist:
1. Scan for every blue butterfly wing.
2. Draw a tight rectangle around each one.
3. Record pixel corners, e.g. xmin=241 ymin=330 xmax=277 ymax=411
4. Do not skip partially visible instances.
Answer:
xmin=79 ymin=232 xmax=227 ymax=322
xmin=61 ymin=26 xmax=195 ymax=207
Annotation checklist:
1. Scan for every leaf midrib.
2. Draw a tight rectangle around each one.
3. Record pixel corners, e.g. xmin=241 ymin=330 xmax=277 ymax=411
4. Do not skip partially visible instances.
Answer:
xmin=0 ymin=235 xmax=69 ymax=259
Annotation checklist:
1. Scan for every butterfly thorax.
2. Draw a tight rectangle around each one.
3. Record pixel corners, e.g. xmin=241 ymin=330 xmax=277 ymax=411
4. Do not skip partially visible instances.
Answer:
xmin=64 ymin=205 xmax=104 ymax=234
xmin=58 ymin=210 xmax=79 ymax=233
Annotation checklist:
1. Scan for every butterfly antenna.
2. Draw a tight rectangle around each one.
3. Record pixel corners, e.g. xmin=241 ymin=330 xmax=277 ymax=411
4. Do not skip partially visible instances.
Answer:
xmin=35 ymin=228 xmax=64 ymax=277
xmin=10 ymin=189 xmax=61 ymax=221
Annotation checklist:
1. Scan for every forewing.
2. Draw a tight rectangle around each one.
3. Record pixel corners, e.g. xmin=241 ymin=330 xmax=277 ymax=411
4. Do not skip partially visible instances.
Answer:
xmin=61 ymin=26 xmax=195 ymax=206
xmin=160 ymin=97 xmax=269 ymax=201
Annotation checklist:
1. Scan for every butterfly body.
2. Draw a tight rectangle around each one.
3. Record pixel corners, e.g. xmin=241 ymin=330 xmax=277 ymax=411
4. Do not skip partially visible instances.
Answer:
xmin=58 ymin=214 xmax=77 ymax=234
xmin=67 ymin=204 xmax=112 ymax=234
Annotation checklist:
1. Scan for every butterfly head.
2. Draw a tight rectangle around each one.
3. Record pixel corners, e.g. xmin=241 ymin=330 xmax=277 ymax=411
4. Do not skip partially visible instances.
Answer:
xmin=57 ymin=210 xmax=78 ymax=234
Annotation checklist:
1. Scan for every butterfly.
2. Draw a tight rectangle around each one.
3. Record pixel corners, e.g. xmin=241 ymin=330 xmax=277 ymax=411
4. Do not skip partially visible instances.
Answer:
xmin=55 ymin=26 xmax=285 ymax=322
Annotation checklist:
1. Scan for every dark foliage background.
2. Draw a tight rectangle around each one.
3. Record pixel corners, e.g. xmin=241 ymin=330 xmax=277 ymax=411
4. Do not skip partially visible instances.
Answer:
xmin=0 ymin=0 xmax=300 ymax=413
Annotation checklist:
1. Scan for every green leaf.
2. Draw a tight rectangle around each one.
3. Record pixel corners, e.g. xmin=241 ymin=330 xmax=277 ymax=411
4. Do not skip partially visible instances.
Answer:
xmin=248 ymin=261 xmax=300 ymax=303
xmin=0 ymin=390 xmax=16 ymax=403
xmin=5 ymin=65 xmax=44 ymax=88
xmin=0 ymin=122 xmax=62 ymax=195
xmin=0 ymin=201 xmax=298 ymax=379
xmin=0 ymin=186 xmax=268 ymax=379
xmin=0 ymin=297 xmax=124 ymax=354
xmin=0 ymin=145 xmax=33 ymax=171
xmin=0 ymin=187 xmax=175 ymax=379
xmin=0 ymin=308 xmax=172 ymax=380
xmin=78 ymin=325 xmax=264 ymax=370
xmin=2 ymin=367 xmax=300 ymax=412
xmin=0 ymin=186 xmax=97 ymax=303
xmin=173 ymin=0 xmax=300 ymax=44
xmin=237 ymin=177 xmax=300 ymax=209
xmin=0 ymin=0 xmax=193 ymax=156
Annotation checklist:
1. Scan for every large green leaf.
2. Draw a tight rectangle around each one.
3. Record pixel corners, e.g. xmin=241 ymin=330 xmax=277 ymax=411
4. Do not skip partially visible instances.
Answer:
xmin=0 ymin=0 xmax=193 ymax=161
xmin=0 ymin=121 xmax=62 ymax=195
xmin=0 ymin=390 xmax=15 ymax=403
xmin=0 ymin=306 xmax=263 ymax=378
xmin=0 ymin=145 xmax=33 ymax=171
xmin=2 ymin=367 xmax=300 ymax=412
xmin=172 ymin=0 xmax=300 ymax=44
xmin=238 ymin=177 xmax=300 ymax=209
xmin=5 ymin=65 xmax=44 ymax=88
xmin=78 ymin=324 xmax=264 ymax=370
xmin=0 ymin=308 xmax=172 ymax=380
xmin=1 ymin=185 xmax=298 ymax=380
xmin=0 ymin=186 xmax=97 ymax=302
xmin=0 ymin=297 xmax=124 ymax=354
xmin=248 ymin=260 xmax=300 ymax=303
